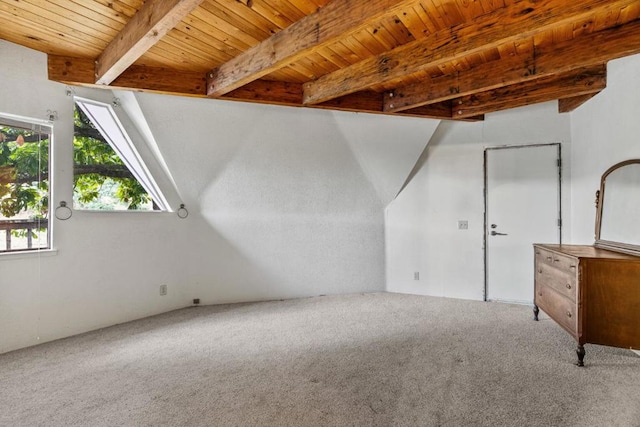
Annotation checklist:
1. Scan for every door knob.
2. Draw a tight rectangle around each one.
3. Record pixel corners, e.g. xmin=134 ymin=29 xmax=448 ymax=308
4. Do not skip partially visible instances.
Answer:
xmin=491 ymin=231 xmax=508 ymax=236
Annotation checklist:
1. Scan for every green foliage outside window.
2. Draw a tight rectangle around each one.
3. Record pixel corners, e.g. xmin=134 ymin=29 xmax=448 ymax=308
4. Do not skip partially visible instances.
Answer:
xmin=0 ymin=124 xmax=49 ymax=250
xmin=1 ymin=107 xmax=154 ymax=250
xmin=73 ymin=107 xmax=153 ymax=210
xmin=1 ymin=110 xmax=153 ymax=221
xmin=0 ymin=127 xmax=49 ymax=219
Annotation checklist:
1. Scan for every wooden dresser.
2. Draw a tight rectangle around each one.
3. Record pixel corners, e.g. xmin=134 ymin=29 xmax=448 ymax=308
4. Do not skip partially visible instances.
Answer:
xmin=533 ymin=243 xmax=640 ymax=366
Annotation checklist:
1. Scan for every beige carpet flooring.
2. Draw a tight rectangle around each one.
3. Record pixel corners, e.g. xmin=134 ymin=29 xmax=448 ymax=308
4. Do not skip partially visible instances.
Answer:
xmin=1 ymin=293 xmax=639 ymax=426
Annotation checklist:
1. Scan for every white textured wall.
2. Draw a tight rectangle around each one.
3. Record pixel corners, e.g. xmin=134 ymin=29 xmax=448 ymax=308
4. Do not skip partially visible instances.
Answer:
xmin=386 ymin=102 xmax=572 ymax=300
xmin=0 ymin=40 xmax=439 ymax=353
xmin=570 ymin=54 xmax=640 ymax=244
xmin=0 ymin=41 xmax=190 ymax=354
xmin=135 ymin=93 xmax=438 ymax=304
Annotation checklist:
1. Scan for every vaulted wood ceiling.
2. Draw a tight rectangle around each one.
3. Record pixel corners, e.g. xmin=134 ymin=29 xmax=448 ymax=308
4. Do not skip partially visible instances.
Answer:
xmin=2 ymin=0 xmax=640 ymax=120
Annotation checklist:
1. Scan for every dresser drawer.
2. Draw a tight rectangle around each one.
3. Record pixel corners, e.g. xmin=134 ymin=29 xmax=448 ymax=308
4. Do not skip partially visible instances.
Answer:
xmin=535 ymin=284 xmax=577 ymax=335
xmin=535 ymin=263 xmax=577 ymax=302
xmin=535 ymin=247 xmax=578 ymax=274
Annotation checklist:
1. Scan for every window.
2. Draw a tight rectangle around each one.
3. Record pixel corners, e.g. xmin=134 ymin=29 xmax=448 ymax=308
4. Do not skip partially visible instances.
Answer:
xmin=0 ymin=115 xmax=51 ymax=252
xmin=73 ymin=98 xmax=168 ymax=211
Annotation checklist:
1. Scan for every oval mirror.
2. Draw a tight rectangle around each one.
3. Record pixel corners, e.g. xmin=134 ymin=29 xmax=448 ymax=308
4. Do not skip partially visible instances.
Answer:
xmin=595 ymin=159 xmax=640 ymax=256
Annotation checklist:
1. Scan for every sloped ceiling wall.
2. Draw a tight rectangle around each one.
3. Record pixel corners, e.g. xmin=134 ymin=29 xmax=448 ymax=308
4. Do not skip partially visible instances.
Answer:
xmin=134 ymin=93 xmax=439 ymax=303
xmin=330 ymin=113 xmax=440 ymax=206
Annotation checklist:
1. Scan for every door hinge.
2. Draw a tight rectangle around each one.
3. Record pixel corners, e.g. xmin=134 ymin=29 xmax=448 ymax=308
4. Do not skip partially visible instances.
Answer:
xmin=557 ymin=158 xmax=562 ymax=168
xmin=558 ymin=218 xmax=563 ymax=227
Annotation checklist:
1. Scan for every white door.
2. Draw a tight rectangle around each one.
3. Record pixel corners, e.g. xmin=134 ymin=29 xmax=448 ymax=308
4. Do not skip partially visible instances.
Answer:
xmin=485 ymin=144 xmax=560 ymax=303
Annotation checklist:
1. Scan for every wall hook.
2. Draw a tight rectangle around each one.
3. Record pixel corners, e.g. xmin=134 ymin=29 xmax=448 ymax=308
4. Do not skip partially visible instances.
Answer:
xmin=177 ymin=204 xmax=188 ymax=219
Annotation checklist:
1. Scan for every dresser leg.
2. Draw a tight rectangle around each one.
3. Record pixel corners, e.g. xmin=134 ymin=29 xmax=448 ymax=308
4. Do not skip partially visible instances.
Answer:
xmin=533 ymin=305 xmax=539 ymax=321
xmin=576 ymin=344 xmax=585 ymax=367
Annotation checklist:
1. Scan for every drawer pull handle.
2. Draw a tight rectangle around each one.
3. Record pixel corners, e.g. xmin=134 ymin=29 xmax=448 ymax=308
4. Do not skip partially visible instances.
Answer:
xmin=553 ymin=258 xmax=560 ymax=262
xmin=569 ymin=265 xmax=576 ymax=269
xmin=535 ymin=251 xmax=540 ymax=255
xmin=547 ymin=257 xmax=552 ymax=261
xmin=538 ymin=269 xmax=542 ymax=274
xmin=566 ymin=284 xmax=572 ymax=289
xmin=538 ymin=292 xmax=542 ymax=297
xmin=567 ymin=312 xmax=572 ymax=318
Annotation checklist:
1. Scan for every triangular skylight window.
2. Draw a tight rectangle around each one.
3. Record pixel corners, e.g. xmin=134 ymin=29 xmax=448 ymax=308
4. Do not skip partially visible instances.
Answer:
xmin=73 ymin=97 xmax=168 ymax=211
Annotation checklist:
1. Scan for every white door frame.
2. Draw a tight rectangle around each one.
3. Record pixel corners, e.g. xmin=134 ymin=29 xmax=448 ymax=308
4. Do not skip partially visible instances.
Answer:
xmin=483 ymin=143 xmax=562 ymax=302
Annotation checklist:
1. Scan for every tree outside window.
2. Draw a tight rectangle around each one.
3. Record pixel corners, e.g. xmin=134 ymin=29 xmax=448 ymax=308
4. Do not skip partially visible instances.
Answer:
xmin=73 ymin=105 xmax=155 ymax=211
xmin=0 ymin=120 xmax=50 ymax=252
xmin=1 ymin=102 xmax=163 ymax=252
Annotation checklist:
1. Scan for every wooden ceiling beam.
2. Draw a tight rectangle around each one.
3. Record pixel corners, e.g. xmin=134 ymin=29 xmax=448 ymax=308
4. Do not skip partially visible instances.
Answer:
xmin=318 ymin=93 xmax=465 ymax=121
xmin=385 ymin=18 xmax=640 ymax=113
xmin=235 ymin=83 xmax=480 ymax=120
xmin=384 ymin=53 xmax=534 ymax=113
xmin=222 ymin=81 xmax=461 ymax=120
xmin=95 ymin=0 xmax=205 ymax=85
xmin=302 ymin=0 xmax=636 ymax=105
xmin=49 ymin=55 xmax=207 ymax=96
xmin=205 ymin=0 xmax=424 ymax=97
xmin=225 ymin=80 xmax=303 ymax=106
xmin=451 ymin=66 xmax=607 ymax=119
xmin=48 ymin=55 xmax=461 ymax=121
xmin=558 ymin=93 xmax=600 ymax=113
xmin=398 ymin=103 xmax=485 ymax=122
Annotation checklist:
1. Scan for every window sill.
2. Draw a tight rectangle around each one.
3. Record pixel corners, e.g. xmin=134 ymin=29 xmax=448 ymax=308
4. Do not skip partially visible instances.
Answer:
xmin=0 ymin=248 xmax=58 ymax=261
xmin=74 ymin=209 xmax=169 ymax=214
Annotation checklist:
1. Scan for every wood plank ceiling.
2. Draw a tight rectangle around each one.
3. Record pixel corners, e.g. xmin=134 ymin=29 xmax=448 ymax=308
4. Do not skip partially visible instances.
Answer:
xmin=2 ymin=0 xmax=640 ymax=120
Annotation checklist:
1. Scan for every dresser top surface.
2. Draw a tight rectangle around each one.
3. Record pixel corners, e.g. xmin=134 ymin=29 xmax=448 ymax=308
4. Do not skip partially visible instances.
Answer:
xmin=534 ymin=244 xmax=640 ymax=260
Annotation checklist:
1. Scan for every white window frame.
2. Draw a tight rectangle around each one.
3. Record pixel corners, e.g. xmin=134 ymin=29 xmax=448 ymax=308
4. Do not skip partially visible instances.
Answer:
xmin=74 ymin=97 xmax=169 ymax=211
xmin=0 ymin=112 xmax=53 ymax=253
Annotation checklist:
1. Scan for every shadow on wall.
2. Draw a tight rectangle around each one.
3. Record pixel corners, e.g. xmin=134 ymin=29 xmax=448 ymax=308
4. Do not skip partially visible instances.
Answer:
xmin=394 ymin=120 xmax=454 ymax=198
xmin=134 ymin=96 xmax=388 ymax=303
xmin=328 ymin=111 xmax=439 ymax=206
xmin=191 ymin=111 xmax=384 ymax=302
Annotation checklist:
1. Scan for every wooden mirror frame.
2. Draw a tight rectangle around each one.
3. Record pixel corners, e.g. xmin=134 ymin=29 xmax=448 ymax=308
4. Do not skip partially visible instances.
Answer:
xmin=594 ymin=159 xmax=640 ymax=256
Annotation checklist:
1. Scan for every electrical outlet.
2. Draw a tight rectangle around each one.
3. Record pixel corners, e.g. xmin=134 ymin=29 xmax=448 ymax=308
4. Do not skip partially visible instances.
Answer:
xmin=159 ymin=284 xmax=168 ymax=296
xmin=414 ymin=271 xmax=420 ymax=280
xmin=458 ymin=220 xmax=469 ymax=230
